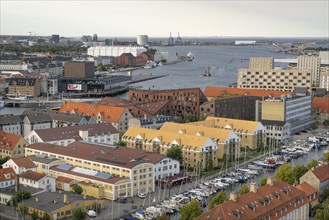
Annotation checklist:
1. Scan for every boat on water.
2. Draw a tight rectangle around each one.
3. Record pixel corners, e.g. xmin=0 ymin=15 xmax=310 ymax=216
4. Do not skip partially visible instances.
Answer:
xmin=187 ymin=52 xmax=194 ymax=61
xmin=144 ymin=60 xmax=157 ymax=69
xmin=201 ymin=66 xmax=211 ymax=77
xmin=7 ymin=94 xmax=28 ymax=101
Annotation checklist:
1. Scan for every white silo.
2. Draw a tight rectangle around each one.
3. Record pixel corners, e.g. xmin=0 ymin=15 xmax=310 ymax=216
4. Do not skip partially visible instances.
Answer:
xmin=137 ymin=35 xmax=148 ymax=46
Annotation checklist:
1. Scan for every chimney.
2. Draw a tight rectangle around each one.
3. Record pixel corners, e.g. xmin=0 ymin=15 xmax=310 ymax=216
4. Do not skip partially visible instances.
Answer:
xmin=53 ymin=199 xmax=57 ymax=204
xmin=79 ymin=130 xmax=89 ymax=140
xmin=250 ymin=183 xmax=257 ymax=193
xmin=230 ymin=192 xmax=238 ymax=202
xmin=35 ymin=197 xmax=39 ymax=203
xmin=267 ymin=177 xmax=274 ymax=186
xmin=63 ymin=194 xmax=68 ymax=204
xmin=144 ymin=114 xmax=147 ymax=120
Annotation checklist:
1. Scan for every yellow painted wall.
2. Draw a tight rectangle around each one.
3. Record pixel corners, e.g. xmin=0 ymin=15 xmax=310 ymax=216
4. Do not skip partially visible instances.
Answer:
xmin=261 ymin=101 xmax=285 ymax=121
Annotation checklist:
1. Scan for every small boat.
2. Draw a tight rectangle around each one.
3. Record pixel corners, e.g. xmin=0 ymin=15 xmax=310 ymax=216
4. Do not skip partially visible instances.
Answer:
xmin=187 ymin=52 xmax=194 ymax=61
xmin=7 ymin=94 xmax=28 ymax=101
xmin=201 ymin=67 xmax=211 ymax=77
xmin=144 ymin=60 xmax=157 ymax=69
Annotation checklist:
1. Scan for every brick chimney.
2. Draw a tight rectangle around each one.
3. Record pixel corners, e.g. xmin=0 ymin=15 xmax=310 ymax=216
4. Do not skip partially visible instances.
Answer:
xmin=267 ymin=177 xmax=274 ymax=186
xmin=250 ymin=182 xmax=257 ymax=193
xmin=230 ymin=192 xmax=237 ymax=202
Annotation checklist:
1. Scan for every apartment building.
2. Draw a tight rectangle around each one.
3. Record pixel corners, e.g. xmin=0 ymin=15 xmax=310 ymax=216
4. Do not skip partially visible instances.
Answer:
xmin=0 ymin=167 xmax=16 ymax=189
xmin=256 ymin=94 xmax=313 ymax=141
xmin=25 ymin=142 xmax=163 ymax=199
xmin=128 ymin=88 xmax=207 ymax=119
xmin=196 ymin=178 xmax=316 ymax=220
xmin=128 ymin=115 xmax=174 ymax=129
xmin=122 ymin=127 xmax=219 ymax=170
xmin=3 ymin=157 xmax=37 ymax=174
xmin=20 ymin=170 xmax=56 ymax=192
xmin=8 ymin=77 xmax=41 ymax=97
xmin=300 ymin=164 xmax=329 ymax=195
xmin=237 ymin=68 xmax=312 ymax=92
xmin=59 ymin=101 xmax=133 ymax=132
xmin=97 ymin=97 xmax=171 ymax=118
xmin=22 ymin=114 xmax=53 ymax=136
xmin=0 ymin=131 xmax=28 ymax=159
xmin=319 ymin=71 xmax=329 ymax=91
xmin=189 ymin=116 xmax=266 ymax=150
xmin=249 ymin=57 xmax=274 ymax=70
xmin=297 ymin=55 xmax=321 ymax=86
xmin=160 ymin=122 xmax=241 ymax=161
xmin=25 ymin=123 xmax=119 ymax=146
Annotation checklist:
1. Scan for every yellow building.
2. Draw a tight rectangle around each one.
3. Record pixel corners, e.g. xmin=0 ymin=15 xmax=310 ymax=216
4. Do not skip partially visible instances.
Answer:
xmin=160 ymin=122 xmax=241 ymax=161
xmin=29 ymin=155 xmax=65 ymax=174
xmin=188 ymin=116 xmax=266 ymax=150
xmin=0 ymin=131 xmax=28 ymax=159
xmin=25 ymin=141 xmax=156 ymax=199
xmin=122 ymin=127 xmax=219 ymax=170
xmin=19 ymin=191 xmax=104 ymax=220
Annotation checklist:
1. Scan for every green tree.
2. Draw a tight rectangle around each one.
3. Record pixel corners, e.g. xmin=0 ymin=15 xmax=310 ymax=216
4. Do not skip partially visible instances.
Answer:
xmin=260 ymin=177 xmax=268 ymax=186
xmin=323 ymin=120 xmax=329 ymax=127
xmin=207 ymin=157 xmax=214 ymax=171
xmin=274 ymin=163 xmax=295 ymax=185
xmin=0 ymin=156 xmax=10 ymax=165
xmin=96 ymin=64 xmax=106 ymax=71
xmin=18 ymin=205 xmax=28 ymax=217
xmin=323 ymin=152 xmax=329 ymax=164
xmin=209 ymin=190 xmax=228 ymax=209
xmin=166 ymin=145 xmax=183 ymax=162
xmin=307 ymin=160 xmax=318 ymax=170
xmin=311 ymin=122 xmax=319 ymax=130
xmin=73 ymin=185 xmax=83 ymax=194
xmin=293 ymin=164 xmax=308 ymax=183
xmin=72 ymin=207 xmax=87 ymax=220
xmin=156 ymin=214 xmax=170 ymax=220
xmin=237 ymin=184 xmax=249 ymax=196
xmin=42 ymin=213 xmax=51 ymax=220
xmin=114 ymin=140 xmax=127 ymax=147
xmin=179 ymin=199 xmax=203 ymax=220
xmin=12 ymin=190 xmax=32 ymax=206
xmin=31 ymin=210 xmax=39 ymax=220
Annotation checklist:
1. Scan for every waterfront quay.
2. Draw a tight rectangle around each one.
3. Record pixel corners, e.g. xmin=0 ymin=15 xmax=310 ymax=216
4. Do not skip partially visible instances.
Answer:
xmin=92 ymin=128 xmax=328 ymax=220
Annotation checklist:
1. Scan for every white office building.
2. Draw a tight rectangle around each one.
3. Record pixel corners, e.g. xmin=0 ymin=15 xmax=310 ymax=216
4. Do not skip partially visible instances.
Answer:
xmin=87 ymin=46 xmax=147 ymax=57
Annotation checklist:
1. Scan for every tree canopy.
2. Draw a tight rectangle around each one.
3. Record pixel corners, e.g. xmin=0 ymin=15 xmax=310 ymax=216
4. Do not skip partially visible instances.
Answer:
xmin=307 ymin=160 xmax=318 ymax=170
xmin=274 ymin=163 xmax=295 ymax=185
xmin=260 ymin=177 xmax=268 ymax=186
xmin=166 ymin=145 xmax=183 ymax=162
xmin=323 ymin=120 xmax=329 ymax=127
xmin=73 ymin=185 xmax=83 ymax=194
xmin=292 ymin=164 xmax=308 ymax=183
xmin=72 ymin=207 xmax=87 ymax=220
xmin=209 ymin=190 xmax=228 ymax=209
xmin=322 ymin=152 xmax=329 ymax=164
xmin=179 ymin=199 xmax=203 ymax=220
xmin=237 ymin=184 xmax=249 ymax=196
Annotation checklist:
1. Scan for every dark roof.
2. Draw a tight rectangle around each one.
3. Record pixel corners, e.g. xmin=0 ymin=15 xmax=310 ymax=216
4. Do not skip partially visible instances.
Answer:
xmin=22 ymin=191 xmax=94 ymax=213
xmin=27 ymin=141 xmax=165 ymax=169
xmin=29 ymin=155 xmax=61 ymax=164
xmin=0 ymin=185 xmax=44 ymax=196
xmin=120 ymin=53 xmax=135 ymax=58
xmin=140 ymin=115 xmax=174 ymax=126
xmin=0 ymin=115 xmax=23 ymax=125
xmin=33 ymin=123 xmax=118 ymax=142
xmin=260 ymin=120 xmax=287 ymax=127
xmin=24 ymin=114 xmax=53 ymax=123
xmin=9 ymin=77 xmax=37 ymax=86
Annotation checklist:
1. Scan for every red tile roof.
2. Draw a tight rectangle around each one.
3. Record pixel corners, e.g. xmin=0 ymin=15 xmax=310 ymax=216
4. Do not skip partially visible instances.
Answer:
xmin=311 ymin=164 xmax=329 ymax=182
xmin=11 ymin=157 xmax=37 ymax=169
xmin=0 ymin=131 xmax=22 ymax=151
xmin=204 ymin=86 xmax=290 ymax=98
xmin=56 ymin=176 xmax=75 ymax=183
xmin=312 ymin=95 xmax=329 ymax=113
xmin=59 ymin=102 xmax=127 ymax=123
xmin=195 ymin=180 xmax=306 ymax=220
xmin=296 ymin=182 xmax=317 ymax=197
xmin=20 ymin=170 xmax=46 ymax=181
xmin=0 ymin=167 xmax=16 ymax=182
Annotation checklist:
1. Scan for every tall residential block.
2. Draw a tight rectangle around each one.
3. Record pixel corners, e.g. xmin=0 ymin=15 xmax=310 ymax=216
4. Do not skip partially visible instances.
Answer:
xmin=297 ymin=55 xmax=320 ymax=86
xmin=249 ymin=57 xmax=274 ymax=70
xmin=64 ymin=61 xmax=94 ymax=78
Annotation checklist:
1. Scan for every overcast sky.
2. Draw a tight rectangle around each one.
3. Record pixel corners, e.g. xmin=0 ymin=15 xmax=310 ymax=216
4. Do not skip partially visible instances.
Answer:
xmin=1 ymin=0 xmax=328 ymax=38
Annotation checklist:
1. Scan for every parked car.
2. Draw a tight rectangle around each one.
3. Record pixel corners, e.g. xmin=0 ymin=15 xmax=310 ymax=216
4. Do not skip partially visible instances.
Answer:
xmin=138 ymin=193 xmax=147 ymax=199
xmin=87 ymin=210 xmax=96 ymax=218
xmin=117 ymin=197 xmax=127 ymax=203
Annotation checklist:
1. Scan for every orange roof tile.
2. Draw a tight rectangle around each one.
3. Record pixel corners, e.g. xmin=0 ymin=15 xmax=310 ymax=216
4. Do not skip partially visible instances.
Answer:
xmin=312 ymin=95 xmax=329 ymax=113
xmin=0 ymin=167 xmax=16 ymax=182
xmin=11 ymin=157 xmax=37 ymax=169
xmin=20 ymin=170 xmax=46 ymax=181
xmin=0 ymin=131 xmax=22 ymax=151
xmin=59 ymin=102 xmax=127 ymax=123
xmin=296 ymin=182 xmax=317 ymax=197
xmin=311 ymin=164 xmax=329 ymax=182
xmin=204 ymin=86 xmax=290 ymax=98
xmin=56 ymin=176 xmax=75 ymax=183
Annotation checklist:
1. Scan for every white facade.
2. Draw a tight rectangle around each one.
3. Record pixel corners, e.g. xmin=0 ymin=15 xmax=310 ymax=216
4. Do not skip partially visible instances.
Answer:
xmin=265 ymin=123 xmax=292 ymax=144
xmin=0 ymin=123 xmax=21 ymax=135
xmin=87 ymin=46 xmax=147 ymax=57
xmin=20 ymin=174 xmax=56 ymax=192
xmin=154 ymin=158 xmax=180 ymax=180
xmin=23 ymin=117 xmax=52 ymax=137
xmin=137 ymin=35 xmax=148 ymax=46
xmin=48 ymin=79 xmax=58 ymax=95
xmin=285 ymin=95 xmax=313 ymax=134
xmin=3 ymin=159 xmax=37 ymax=174
xmin=319 ymin=72 xmax=329 ymax=91
xmin=0 ymin=62 xmax=32 ymax=72
xmin=297 ymin=55 xmax=321 ymax=86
